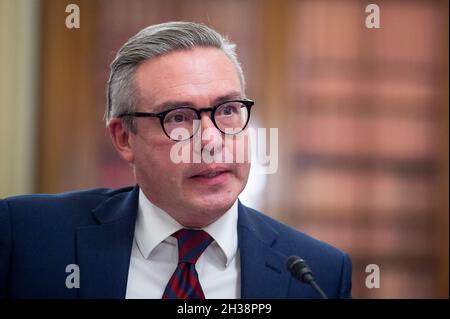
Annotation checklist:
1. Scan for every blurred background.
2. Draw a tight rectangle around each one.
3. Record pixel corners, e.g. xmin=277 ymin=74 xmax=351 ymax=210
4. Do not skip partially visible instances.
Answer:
xmin=0 ymin=0 xmax=448 ymax=298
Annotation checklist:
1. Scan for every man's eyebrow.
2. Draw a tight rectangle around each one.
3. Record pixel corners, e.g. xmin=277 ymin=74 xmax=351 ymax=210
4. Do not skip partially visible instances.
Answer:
xmin=151 ymin=92 xmax=243 ymax=113
xmin=212 ymin=92 xmax=244 ymax=105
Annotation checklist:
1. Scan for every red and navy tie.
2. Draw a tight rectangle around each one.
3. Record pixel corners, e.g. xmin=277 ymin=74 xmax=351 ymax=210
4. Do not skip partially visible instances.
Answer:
xmin=162 ymin=229 xmax=214 ymax=299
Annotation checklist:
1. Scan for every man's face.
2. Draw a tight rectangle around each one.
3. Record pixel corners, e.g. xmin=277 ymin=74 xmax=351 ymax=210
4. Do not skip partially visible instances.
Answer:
xmin=118 ymin=48 xmax=250 ymax=227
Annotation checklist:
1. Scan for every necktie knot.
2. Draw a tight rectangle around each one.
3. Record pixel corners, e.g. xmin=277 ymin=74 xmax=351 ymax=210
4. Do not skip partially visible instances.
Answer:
xmin=173 ymin=229 xmax=214 ymax=264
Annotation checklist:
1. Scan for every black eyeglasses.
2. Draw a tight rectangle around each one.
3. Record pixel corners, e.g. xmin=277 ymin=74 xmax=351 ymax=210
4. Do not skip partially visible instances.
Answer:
xmin=118 ymin=99 xmax=254 ymax=141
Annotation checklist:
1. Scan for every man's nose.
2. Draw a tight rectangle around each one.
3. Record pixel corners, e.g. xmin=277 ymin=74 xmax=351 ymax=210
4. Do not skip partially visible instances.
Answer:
xmin=199 ymin=113 xmax=222 ymax=149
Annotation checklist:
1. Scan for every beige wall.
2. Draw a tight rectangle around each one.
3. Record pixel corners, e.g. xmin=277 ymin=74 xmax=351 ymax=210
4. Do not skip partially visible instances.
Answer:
xmin=0 ymin=0 xmax=40 ymax=197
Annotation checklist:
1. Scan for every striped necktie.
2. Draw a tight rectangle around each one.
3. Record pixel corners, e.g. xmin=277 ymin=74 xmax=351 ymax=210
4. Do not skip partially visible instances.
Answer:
xmin=162 ymin=229 xmax=214 ymax=299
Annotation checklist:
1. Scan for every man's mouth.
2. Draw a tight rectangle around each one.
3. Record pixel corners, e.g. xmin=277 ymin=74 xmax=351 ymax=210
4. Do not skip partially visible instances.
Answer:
xmin=190 ymin=167 xmax=232 ymax=185
xmin=192 ymin=170 xmax=228 ymax=178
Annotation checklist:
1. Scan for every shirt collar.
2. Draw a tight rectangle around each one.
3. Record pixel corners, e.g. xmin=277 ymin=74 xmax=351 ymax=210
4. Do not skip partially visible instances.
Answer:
xmin=135 ymin=189 xmax=238 ymax=267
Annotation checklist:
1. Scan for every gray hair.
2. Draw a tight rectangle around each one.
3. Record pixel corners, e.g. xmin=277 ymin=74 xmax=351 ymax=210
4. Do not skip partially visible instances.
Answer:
xmin=105 ymin=21 xmax=246 ymax=132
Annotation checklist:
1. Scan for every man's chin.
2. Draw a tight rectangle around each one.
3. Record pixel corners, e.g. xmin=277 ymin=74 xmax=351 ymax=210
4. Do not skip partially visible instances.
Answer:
xmin=174 ymin=196 xmax=236 ymax=228
xmin=191 ymin=193 xmax=237 ymax=214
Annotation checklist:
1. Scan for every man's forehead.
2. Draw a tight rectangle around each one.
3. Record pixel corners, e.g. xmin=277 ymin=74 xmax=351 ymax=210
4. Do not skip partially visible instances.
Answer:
xmin=134 ymin=48 xmax=242 ymax=111
xmin=135 ymin=47 xmax=237 ymax=81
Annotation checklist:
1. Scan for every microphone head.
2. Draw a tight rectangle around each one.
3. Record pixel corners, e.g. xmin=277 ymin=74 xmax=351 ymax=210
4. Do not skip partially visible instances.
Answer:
xmin=286 ymin=256 xmax=314 ymax=283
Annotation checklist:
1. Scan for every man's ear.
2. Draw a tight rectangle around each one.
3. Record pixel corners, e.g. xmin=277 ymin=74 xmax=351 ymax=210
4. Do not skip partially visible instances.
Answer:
xmin=108 ymin=118 xmax=134 ymax=162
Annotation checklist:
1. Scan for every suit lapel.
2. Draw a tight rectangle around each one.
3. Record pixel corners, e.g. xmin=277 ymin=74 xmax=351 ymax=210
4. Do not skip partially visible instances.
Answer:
xmin=238 ymin=202 xmax=291 ymax=298
xmin=76 ymin=191 xmax=292 ymax=298
xmin=76 ymin=186 xmax=139 ymax=298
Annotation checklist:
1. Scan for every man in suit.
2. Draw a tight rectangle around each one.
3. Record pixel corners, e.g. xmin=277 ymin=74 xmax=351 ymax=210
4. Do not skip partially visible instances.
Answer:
xmin=0 ymin=22 xmax=351 ymax=299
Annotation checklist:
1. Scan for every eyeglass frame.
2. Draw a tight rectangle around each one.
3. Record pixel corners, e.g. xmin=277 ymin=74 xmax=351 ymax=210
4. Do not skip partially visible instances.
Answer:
xmin=117 ymin=99 xmax=254 ymax=140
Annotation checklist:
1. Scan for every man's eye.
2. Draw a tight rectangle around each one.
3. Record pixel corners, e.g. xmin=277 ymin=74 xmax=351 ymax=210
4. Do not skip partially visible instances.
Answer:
xmin=173 ymin=113 xmax=185 ymax=122
xmin=165 ymin=109 xmax=195 ymax=124
xmin=223 ymin=106 xmax=233 ymax=115
xmin=221 ymin=104 xmax=239 ymax=116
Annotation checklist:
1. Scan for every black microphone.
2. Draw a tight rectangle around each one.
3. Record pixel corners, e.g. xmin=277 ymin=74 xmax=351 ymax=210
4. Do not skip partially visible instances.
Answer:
xmin=286 ymin=256 xmax=328 ymax=299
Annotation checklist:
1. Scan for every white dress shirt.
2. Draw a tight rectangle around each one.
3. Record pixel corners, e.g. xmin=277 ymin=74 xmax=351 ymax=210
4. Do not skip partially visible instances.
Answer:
xmin=125 ymin=189 xmax=241 ymax=299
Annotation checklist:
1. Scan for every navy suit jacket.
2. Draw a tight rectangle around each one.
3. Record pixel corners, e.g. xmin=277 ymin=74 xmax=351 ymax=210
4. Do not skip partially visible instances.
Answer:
xmin=0 ymin=186 xmax=352 ymax=298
